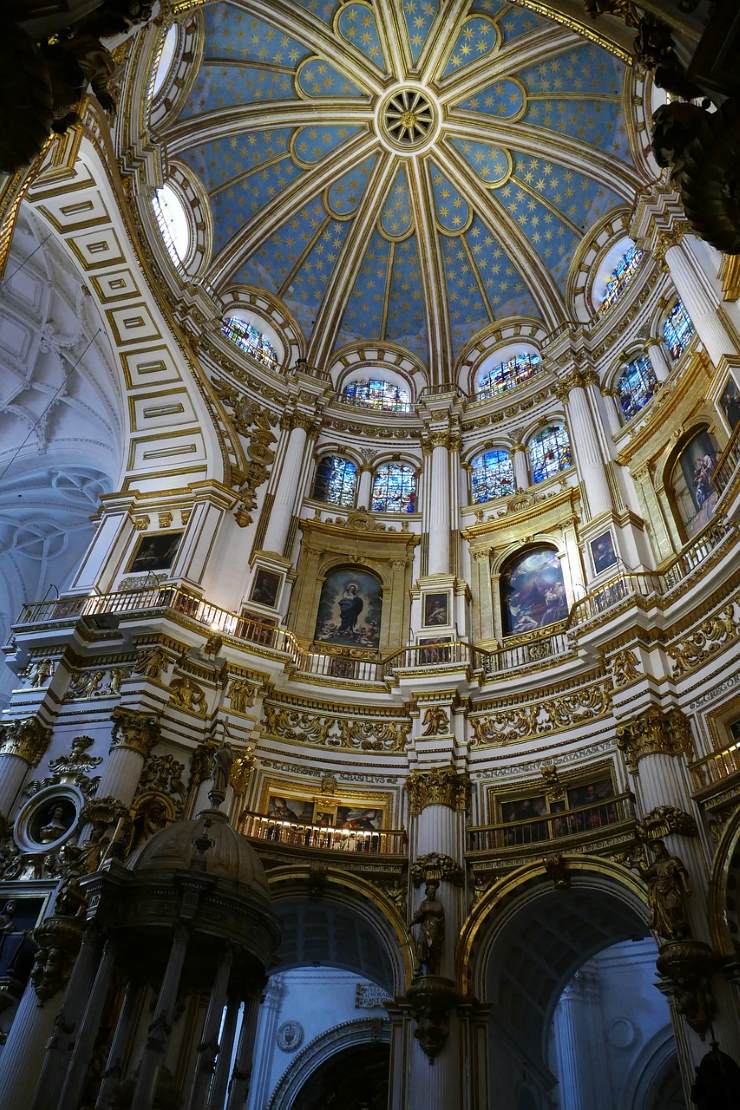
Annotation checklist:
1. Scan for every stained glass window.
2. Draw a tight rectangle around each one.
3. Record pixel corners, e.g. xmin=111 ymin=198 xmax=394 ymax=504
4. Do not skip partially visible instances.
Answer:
xmin=342 ymin=378 xmax=410 ymax=412
xmin=599 ymin=245 xmax=643 ymax=311
xmin=222 ymin=316 xmax=279 ymax=369
xmin=477 ymin=353 xmax=541 ymax=399
xmin=616 ymin=354 xmax=658 ymax=422
xmin=663 ymin=301 xmax=695 ymax=361
xmin=470 ymin=449 xmax=515 ymax=503
xmin=371 ymin=463 xmax=417 ymax=512
xmin=311 ymin=456 xmax=358 ymax=507
xmin=528 ymin=424 xmax=572 ymax=484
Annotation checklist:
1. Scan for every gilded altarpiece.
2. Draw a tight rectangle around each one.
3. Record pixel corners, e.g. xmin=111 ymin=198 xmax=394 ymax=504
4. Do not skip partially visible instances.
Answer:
xmin=288 ymin=516 xmax=418 ymax=655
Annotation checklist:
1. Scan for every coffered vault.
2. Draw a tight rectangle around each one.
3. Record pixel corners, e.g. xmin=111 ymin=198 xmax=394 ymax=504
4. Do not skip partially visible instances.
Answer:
xmin=152 ymin=0 xmax=649 ymax=377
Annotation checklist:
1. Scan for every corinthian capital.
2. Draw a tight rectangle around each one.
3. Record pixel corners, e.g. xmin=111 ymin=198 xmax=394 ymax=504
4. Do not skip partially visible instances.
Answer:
xmin=110 ymin=707 xmax=159 ymax=758
xmin=616 ymin=707 xmax=692 ymax=774
xmin=405 ymin=765 xmax=470 ymax=815
xmin=0 ymin=717 xmax=51 ymax=766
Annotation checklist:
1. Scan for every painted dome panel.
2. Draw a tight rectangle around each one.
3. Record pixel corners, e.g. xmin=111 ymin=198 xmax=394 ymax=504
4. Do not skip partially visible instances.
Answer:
xmin=337 ymin=2 xmax=387 ymax=72
xmin=153 ymin=0 xmax=641 ymax=370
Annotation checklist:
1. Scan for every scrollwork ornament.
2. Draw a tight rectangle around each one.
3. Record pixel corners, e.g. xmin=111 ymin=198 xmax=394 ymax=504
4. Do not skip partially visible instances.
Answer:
xmin=611 ymin=648 xmax=640 ymax=688
xmin=410 ymin=852 xmax=464 ymax=887
xmin=668 ymin=605 xmax=737 ymax=678
xmin=638 ymin=805 xmax=697 ymax=841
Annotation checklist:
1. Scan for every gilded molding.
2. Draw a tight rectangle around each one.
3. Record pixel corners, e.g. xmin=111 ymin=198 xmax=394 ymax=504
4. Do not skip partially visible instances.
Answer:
xmin=611 ymin=647 xmax=641 ymax=688
xmin=0 ymin=717 xmax=52 ymax=767
xmin=668 ymin=604 xmax=737 ymax=678
xmin=405 ymin=766 xmax=470 ymax=816
xmin=263 ymin=703 xmax=410 ymax=752
xmin=616 ymin=707 xmax=693 ymax=773
xmin=471 ymin=681 xmax=611 ymax=747
xmin=110 ymin=706 xmax=159 ymax=758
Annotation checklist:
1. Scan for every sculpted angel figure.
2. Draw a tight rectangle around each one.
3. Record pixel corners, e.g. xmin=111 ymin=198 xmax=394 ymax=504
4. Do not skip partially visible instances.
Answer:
xmin=639 ymin=840 xmax=692 ymax=940
xmin=410 ymin=880 xmax=444 ymax=975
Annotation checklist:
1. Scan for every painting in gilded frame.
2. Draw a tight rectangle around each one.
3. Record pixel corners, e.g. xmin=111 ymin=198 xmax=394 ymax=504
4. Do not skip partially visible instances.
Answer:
xmin=500 ymin=546 xmax=568 ymax=635
xmin=590 ymin=531 xmax=618 ymax=575
xmin=313 ymin=566 xmax=382 ymax=648
xmin=423 ymin=592 xmax=449 ymax=627
xmin=128 ymin=531 xmax=183 ymax=574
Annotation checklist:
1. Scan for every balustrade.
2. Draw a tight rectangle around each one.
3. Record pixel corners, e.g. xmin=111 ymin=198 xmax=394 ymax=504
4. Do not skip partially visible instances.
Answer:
xmin=467 ymin=792 xmax=635 ymax=854
xmin=240 ymin=810 xmax=406 ymax=855
xmin=689 ymin=742 xmax=740 ymax=793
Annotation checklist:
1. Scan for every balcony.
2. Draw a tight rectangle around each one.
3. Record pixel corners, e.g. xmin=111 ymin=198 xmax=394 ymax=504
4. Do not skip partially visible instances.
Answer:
xmin=689 ymin=742 xmax=740 ymax=795
xmin=467 ymin=792 xmax=636 ymax=860
xmin=240 ymin=810 xmax=406 ymax=857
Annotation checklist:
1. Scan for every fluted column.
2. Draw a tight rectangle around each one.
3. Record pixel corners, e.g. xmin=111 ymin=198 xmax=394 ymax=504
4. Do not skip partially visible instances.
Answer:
xmin=262 ymin=415 xmax=313 ymax=556
xmin=228 ymin=996 xmax=263 ymax=1110
xmin=657 ymin=230 xmax=734 ymax=366
xmin=427 ymin=433 xmax=451 ymax=574
xmin=511 ymin=440 xmax=529 ymax=490
xmin=246 ymin=978 xmax=283 ymax=1110
xmin=0 ymin=983 xmax=64 ymax=1110
xmin=553 ymin=969 xmax=609 ymax=1110
xmin=208 ymin=995 xmax=240 ymax=1109
xmin=95 ymin=707 xmax=158 ymax=808
xmin=0 ymin=717 xmax=51 ymax=819
xmin=95 ymin=981 xmax=139 ymax=1108
xmin=57 ymin=938 xmax=118 ymax=1110
xmin=132 ymin=925 xmax=190 ymax=1110
xmin=646 ymin=338 xmax=670 ymax=382
xmin=599 ymin=387 xmax=623 ymax=438
xmin=556 ymin=373 xmax=612 ymax=519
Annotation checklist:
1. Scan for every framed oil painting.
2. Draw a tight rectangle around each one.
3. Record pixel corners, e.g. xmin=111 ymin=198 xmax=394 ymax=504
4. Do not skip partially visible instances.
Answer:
xmin=719 ymin=377 xmax=740 ymax=431
xmin=313 ymin=566 xmax=382 ymax=648
xmin=500 ymin=546 xmax=568 ymax=635
xmin=671 ymin=429 xmax=718 ymax=537
xmin=267 ymin=794 xmax=313 ymax=823
xmin=250 ymin=568 xmax=281 ymax=607
xmin=423 ymin=592 xmax=449 ymax=627
xmin=590 ymin=531 xmax=618 ymax=575
xmin=336 ymin=805 xmax=384 ymax=831
xmin=128 ymin=531 xmax=183 ymax=574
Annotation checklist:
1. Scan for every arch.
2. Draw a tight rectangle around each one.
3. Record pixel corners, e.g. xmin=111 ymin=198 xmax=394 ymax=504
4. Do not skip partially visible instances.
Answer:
xmin=329 ymin=342 xmax=428 ymax=398
xmin=567 ymin=209 xmax=632 ymax=323
xmin=471 ymin=344 xmax=543 ymax=401
xmin=266 ymin=1018 xmax=391 ymax=1110
xmin=614 ymin=352 xmax=658 ymax=423
xmin=220 ymin=285 xmax=304 ymax=368
xmin=709 ymin=803 xmax=740 ymax=957
xmin=455 ymin=317 xmax=548 ymax=396
xmin=153 ymin=160 xmax=212 ymax=277
xmin=498 ymin=543 xmax=568 ymax=636
xmin=310 ymin=455 xmax=359 ymax=508
xmin=590 ymin=236 xmax=644 ymax=316
xmin=661 ymin=299 xmax=696 ymax=363
xmin=266 ymin=866 xmax=413 ymax=993
xmin=626 ymin=1026 xmax=682 ymax=1110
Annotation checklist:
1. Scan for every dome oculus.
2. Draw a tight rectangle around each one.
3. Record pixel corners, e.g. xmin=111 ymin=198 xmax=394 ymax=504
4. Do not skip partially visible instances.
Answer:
xmin=379 ymin=87 xmax=439 ymax=153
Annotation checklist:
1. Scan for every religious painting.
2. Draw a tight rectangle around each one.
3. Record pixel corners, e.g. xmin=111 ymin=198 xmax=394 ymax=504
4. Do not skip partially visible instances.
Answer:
xmin=719 ymin=377 xmax=740 ymax=431
xmin=336 ymin=805 xmax=384 ymax=831
xmin=500 ymin=794 xmax=546 ymax=823
xmin=267 ymin=795 xmax=313 ymax=823
xmin=671 ymin=429 xmax=718 ymax=537
xmin=423 ymin=592 xmax=449 ymax=627
xmin=500 ymin=546 xmax=568 ymax=635
xmin=312 ymin=803 xmax=337 ymax=827
xmin=313 ymin=566 xmax=382 ymax=648
xmin=128 ymin=531 xmax=183 ymax=574
xmin=590 ymin=531 xmax=618 ymax=575
xmin=567 ymin=777 xmax=613 ymax=810
xmin=250 ymin=568 xmax=281 ymax=607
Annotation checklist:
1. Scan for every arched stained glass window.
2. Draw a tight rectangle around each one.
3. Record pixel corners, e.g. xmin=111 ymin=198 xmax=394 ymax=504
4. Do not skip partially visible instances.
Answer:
xmin=528 ymin=424 xmax=572 ymax=484
xmin=599 ymin=245 xmax=643 ymax=311
xmin=311 ymin=456 xmax=358 ymax=507
xmin=470 ymin=449 xmax=514 ymax=504
xmin=371 ymin=463 xmax=417 ymax=513
xmin=615 ymin=354 xmax=658 ymax=422
xmin=222 ymin=315 xmax=279 ymax=369
xmin=342 ymin=378 xmax=410 ymax=412
xmin=663 ymin=301 xmax=695 ymax=361
xmin=477 ymin=353 xmax=541 ymax=399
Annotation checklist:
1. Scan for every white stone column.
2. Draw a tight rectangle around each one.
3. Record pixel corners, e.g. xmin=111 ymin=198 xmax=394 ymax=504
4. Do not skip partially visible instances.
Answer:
xmin=208 ymin=996 xmax=240 ymax=1110
xmin=427 ymin=434 xmax=451 ymax=575
xmin=599 ymin=388 xmax=623 ymax=439
xmin=511 ymin=441 xmax=529 ymax=490
xmin=0 ymin=983 xmax=64 ymax=1110
xmin=0 ymin=718 xmax=50 ymax=819
xmin=553 ymin=968 xmax=610 ymax=1110
xmin=357 ymin=465 xmax=373 ymax=510
xmin=557 ymin=375 xmax=613 ymax=519
xmin=95 ymin=981 xmax=139 ymax=1108
xmin=646 ymin=338 xmax=671 ymax=382
xmin=262 ymin=417 xmax=311 ymax=556
xmin=57 ymin=938 xmax=118 ymax=1110
xmin=95 ymin=708 xmax=158 ymax=808
xmin=662 ymin=238 xmax=734 ymax=366
xmin=246 ymin=977 xmax=283 ymax=1110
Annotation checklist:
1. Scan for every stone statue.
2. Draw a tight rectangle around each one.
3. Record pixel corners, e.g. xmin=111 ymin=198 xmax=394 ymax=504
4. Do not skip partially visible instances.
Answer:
xmin=38 ymin=804 xmax=70 ymax=844
xmin=410 ymin=881 xmax=444 ymax=975
xmin=129 ymin=798 xmax=168 ymax=854
xmin=26 ymin=659 xmax=53 ymax=688
xmin=135 ymin=647 xmax=169 ymax=679
xmin=422 ymin=707 xmax=448 ymax=736
xmin=210 ymin=742 xmax=234 ymax=805
xmin=640 ymin=840 xmax=692 ymax=940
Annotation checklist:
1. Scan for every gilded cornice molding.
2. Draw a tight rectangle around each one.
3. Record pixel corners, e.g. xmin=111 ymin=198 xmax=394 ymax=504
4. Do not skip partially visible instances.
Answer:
xmin=616 ymin=707 xmax=693 ymax=774
xmin=0 ymin=717 xmax=52 ymax=767
xmin=110 ymin=706 xmax=160 ymax=758
xmin=405 ymin=766 xmax=470 ymax=816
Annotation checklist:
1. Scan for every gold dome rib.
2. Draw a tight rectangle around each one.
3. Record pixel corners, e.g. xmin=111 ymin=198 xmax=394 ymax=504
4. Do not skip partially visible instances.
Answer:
xmin=372 ymin=0 xmax=408 ymax=82
xmin=162 ymin=104 xmax=375 ymax=157
xmin=420 ymin=0 xmax=475 ymax=87
xmin=207 ymin=132 xmax=379 ymax=288
xmin=408 ymin=155 xmax=453 ymax=381
xmin=307 ymin=151 xmax=398 ymax=367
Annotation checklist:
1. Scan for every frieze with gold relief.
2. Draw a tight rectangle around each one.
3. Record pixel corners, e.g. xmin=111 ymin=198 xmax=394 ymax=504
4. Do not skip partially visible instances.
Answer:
xmin=470 ymin=680 xmax=611 ymax=747
xmin=610 ymin=647 xmax=641 ymax=688
xmin=262 ymin=703 xmax=410 ymax=752
xmin=405 ymin=766 xmax=470 ymax=815
xmin=668 ymin=601 xmax=738 ymax=678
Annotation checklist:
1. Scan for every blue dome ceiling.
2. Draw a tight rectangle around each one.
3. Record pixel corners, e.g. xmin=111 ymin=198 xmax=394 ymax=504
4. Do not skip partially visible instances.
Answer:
xmin=160 ymin=0 xmax=643 ymax=373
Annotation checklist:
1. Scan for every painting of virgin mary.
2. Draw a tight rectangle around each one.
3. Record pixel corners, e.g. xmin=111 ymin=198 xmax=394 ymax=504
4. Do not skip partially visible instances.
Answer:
xmin=313 ymin=566 xmax=382 ymax=648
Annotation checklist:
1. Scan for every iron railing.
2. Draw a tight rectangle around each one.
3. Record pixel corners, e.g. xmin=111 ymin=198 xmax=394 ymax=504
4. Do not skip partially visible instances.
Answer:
xmin=467 ymin=792 xmax=635 ymax=853
xmin=689 ymin=743 xmax=740 ymax=793
xmin=240 ymin=810 xmax=406 ymax=855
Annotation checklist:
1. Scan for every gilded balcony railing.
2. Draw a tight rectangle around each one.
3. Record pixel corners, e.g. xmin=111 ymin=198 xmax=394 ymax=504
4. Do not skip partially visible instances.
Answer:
xmin=382 ymin=640 xmax=479 ymax=675
xmin=467 ymin=792 xmax=635 ymax=853
xmin=480 ymin=627 xmax=571 ymax=675
xmin=689 ymin=743 xmax=740 ymax=793
xmin=293 ymin=645 xmax=385 ymax=683
xmin=240 ymin=811 xmax=407 ymax=855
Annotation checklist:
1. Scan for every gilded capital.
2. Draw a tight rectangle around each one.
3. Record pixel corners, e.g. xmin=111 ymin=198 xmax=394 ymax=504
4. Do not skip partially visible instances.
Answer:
xmin=405 ymin=765 xmax=470 ymax=816
xmin=616 ymin=708 xmax=693 ymax=774
xmin=0 ymin=717 xmax=51 ymax=767
xmin=110 ymin=706 xmax=159 ymax=759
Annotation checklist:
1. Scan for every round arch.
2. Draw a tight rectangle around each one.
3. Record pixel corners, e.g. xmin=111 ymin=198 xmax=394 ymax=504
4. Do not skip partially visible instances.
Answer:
xmin=266 ymin=1017 xmax=391 ymax=1110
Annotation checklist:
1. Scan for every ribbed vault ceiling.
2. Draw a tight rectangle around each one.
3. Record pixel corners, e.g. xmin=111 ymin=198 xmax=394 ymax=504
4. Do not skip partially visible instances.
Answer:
xmin=159 ymin=0 xmax=644 ymax=374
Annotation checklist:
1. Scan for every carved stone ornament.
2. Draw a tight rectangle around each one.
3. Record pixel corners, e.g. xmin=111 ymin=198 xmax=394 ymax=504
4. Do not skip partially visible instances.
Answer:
xmin=405 ymin=766 xmax=470 ymax=815
xmin=410 ymin=881 xmax=444 ymax=976
xmin=656 ymin=938 xmax=719 ymax=1040
xmin=169 ymin=675 xmax=207 ymax=717
xmin=616 ymin=708 xmax=693 ymax=774
xmin=25 ymin=736 xmax=103 ymax=802
xmin=30 ymin=911 xmax=85 ymax=1005
xmin=540 ymin=763 xmax=565 ymax=801
xmin=611 ymin=648 xmax=640 ymax=688
xmin=229 ymin=751 xmax=256 ymax=795
xmin=276 ymin=1020 xmax=304 ymax=1052
xmin=471 ymin=680 xmax=610 ymax=747
xmin=544 ymin=854 xmax=571 ymax=889
xmin=637 ymin=840 xmax=692 ymax=941
xmin=263 ymin=703 xmax=409 ymax=752
xmin=355 ymin=982 xmax=390 ymax=1009
xmin=410 ymin=852 xmax=464 ymax=888
xmin=228 ymin=679 xmax=257 ymax=713
xmin=188 ymin=741 xmax=216 ymax=791
xmin=136 ymin=754 xmax=187 ymax=813
xmin=133 ymin=646 xmax=171 ymax=680
xmin=638 ymin=806 xmax=698 ymax=841
xmin=0 ymin=717 xmax=52 ymax=767
xmin=66 ymin=667 xmax=128 ymax=700
xmin=668 ymin=605 xmax=737 ymax=678
xmin=421 ymin=706 xmax=449 ymax=737
xmin=212 ymin=379 xmax=277 ymax=526
xmin=405 ymin=976 xmax=458 ymax=1061
xmin=23 ymin=658 xmax=55 ymax=688
xmin=110 ymin=707 xmax=159 ymax=758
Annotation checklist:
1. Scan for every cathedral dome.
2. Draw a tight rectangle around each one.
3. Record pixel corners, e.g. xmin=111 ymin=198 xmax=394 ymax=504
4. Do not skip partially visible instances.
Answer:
xmin=128 ymin=807 xmax=271 ymax=897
